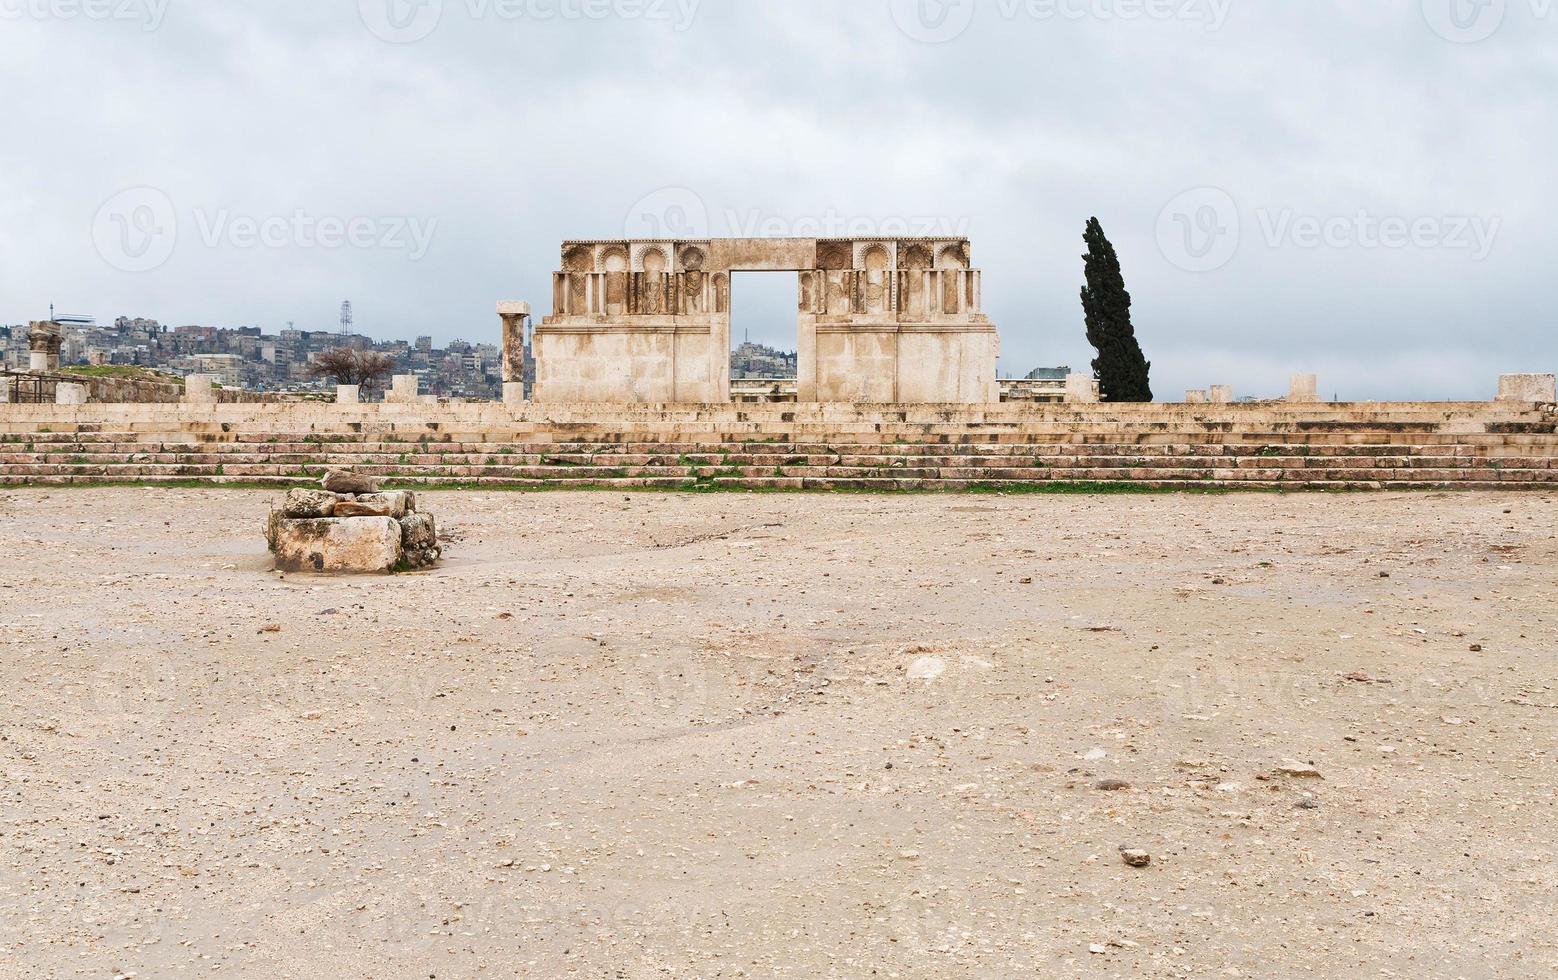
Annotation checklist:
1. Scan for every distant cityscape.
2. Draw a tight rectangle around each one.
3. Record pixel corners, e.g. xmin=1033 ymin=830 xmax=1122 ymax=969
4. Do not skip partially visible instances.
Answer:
xmin=0 ymin=314 xmax=506 ymax=398
xmin=1 ymin=315 xmax=1073 ymax=397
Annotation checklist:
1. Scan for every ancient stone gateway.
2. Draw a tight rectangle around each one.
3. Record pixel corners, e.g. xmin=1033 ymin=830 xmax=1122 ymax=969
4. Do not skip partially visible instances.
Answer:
xmin=524 ymin=237 xmax=999 ymax=404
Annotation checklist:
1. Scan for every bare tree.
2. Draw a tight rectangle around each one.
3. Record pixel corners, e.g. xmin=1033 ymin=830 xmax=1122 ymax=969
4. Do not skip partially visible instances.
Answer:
xmin=309 ymin=348 xmax=396 ymax=393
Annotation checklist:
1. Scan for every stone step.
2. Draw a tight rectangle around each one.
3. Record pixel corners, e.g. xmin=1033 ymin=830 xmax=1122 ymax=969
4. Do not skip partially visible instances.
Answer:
xmin=5 ymin=461 xmax=1556 ymax=484
xmin=2 ymin=472 xmax=1549 ymax=493
xmin=11 ymin=453 xmax=1558 ymax=474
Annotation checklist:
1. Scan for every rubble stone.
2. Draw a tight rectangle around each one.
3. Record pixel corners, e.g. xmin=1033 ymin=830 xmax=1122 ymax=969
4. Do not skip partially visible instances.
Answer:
xmin=400 ymin=512 xmax=440 ymax=569
xmin=282 ymin=488 xmax=341 ymax=519
xmin=322 ymin=469 xmax=380 ymax=495
xmin=352 ymin=490 xmax=414 ymax=518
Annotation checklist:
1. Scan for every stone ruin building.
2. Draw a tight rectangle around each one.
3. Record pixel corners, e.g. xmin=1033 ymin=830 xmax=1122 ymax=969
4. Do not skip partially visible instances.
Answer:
xmin=499 ymin=237 xmax=1000 ymax=404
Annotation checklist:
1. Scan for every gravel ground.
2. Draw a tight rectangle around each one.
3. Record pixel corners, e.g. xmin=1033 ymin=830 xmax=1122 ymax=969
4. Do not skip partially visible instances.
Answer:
xmin=1 ymin=488 xmax=1555 ymax=979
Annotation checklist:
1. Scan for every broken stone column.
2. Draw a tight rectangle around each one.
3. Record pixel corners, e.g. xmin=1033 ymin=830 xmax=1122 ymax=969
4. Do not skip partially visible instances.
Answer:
xmin=1497 ymin=374 xmax=1557 ymax=403
xmin=1065 ymin=373 xmax=1099 ymax=404
xmin=336 ymin=384 xmax=360 ymax=405
xmin=503 ymin=381 xmax=526 ymax=406
xmin=28 ymin=321 xmax=62 ymax=372
xmin=1208 ymin=385 xmax=1233 ymax=404
xmin=1185 ymin=389 xmax=1208 ymax=404
xmin=55 ymin=382 xmax=88 ymax=405
xmin=183 ymin=374 xmax=217 ymax=405
xmin=497 ymin=300 xmax=531 ymax=400
xmin=1288 ymin=374 xmax=1319 ymax=403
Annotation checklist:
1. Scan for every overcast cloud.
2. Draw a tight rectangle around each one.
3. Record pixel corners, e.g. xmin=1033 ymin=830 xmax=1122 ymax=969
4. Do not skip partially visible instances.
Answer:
xmin=2 ymin=0 xmax=1554 ymax=399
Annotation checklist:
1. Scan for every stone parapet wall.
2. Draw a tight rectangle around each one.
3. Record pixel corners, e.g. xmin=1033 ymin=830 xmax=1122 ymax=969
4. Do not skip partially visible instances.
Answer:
xmin=1 ymin=399 xmax=1553 ymax=434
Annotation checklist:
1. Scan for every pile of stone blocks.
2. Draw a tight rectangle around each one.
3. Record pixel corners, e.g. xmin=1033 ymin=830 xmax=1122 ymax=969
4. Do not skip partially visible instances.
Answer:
xmin=266 ymin=469 xmax=440 ymax=574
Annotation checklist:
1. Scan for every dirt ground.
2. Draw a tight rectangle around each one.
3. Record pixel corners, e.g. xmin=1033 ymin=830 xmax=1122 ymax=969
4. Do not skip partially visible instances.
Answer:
xmin=0 ymin=488 xmax=1554 ymax=979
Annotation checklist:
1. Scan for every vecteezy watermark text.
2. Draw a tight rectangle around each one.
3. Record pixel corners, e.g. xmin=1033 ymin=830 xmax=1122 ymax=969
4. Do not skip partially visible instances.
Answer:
xmin=889 ymin=0 xmax=1232 ymax=44
xmin=91 ymin=188 xmax=439 ymax=273
xmin=622 ymin=187 xmax=969 ymax=240
xmin=1156 ymin=187 xmax=1501 ymax=272
xmin=359 ymin=0 xmax=701 ymax=43
xmin=0 ymin=0 xmax=168 ymax=30
xmin=193 ymin=210 xmax=438 ymax=259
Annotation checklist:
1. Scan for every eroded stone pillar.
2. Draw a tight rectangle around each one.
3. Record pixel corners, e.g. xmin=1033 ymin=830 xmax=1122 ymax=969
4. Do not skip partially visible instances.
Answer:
xmin=1208 ymin=385 xmax=1233 ymax=404
xmin=1185 ymin=389 xmax=1208 ymax=404
xmin=337 ymin=385 xmax=361 ymax=405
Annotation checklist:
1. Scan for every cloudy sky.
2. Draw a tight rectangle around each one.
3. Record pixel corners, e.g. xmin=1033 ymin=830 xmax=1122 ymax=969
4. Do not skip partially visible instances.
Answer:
xmin=2 ymin=0 xmax=1553 ymax=399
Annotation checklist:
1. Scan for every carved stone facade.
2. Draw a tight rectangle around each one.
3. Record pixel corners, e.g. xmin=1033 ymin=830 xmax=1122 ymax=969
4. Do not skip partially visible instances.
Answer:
xmin=532 ymin=238 xmax=999 ymax=403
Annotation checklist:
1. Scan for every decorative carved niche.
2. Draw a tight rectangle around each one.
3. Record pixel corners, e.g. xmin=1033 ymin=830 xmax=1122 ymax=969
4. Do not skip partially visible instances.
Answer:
xmin=816 ymin=240 xmax=854 ymax=271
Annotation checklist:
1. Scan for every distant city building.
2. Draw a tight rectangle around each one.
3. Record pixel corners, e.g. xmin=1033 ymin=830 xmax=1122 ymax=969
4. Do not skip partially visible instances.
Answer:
xmin=8 ymin=315 xmax=502 ymax=398
xmin=731 ymin=342 xmax=798 ymax=379
xmin=1025 ymin=365 xmax=1072 ymax=381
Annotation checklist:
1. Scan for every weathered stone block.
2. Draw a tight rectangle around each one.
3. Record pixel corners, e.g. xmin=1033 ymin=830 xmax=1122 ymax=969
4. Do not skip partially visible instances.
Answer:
xmin=1497 ymin=374 xmax=1556 ymax=403
xmin=1289 ymin=374 xmax=1319 ymax=403
xmin=336 ymin=385 xmax=360 ymax=405
xmin=366 ymin=490 xmax=414 ymax=517
xmin=271 ymin=517 xmax=404 ymax=574
xmin=385 ymin=375 xmax=420 ymax=404
xmin=1065 ymin=373 xmax=1099 ymax=404
xmin=1208 ymin=385 xmax=1233 ymax=404
xmin=183 ymin=375 xmax=217 ymax=405
xmin=1185 ymin=390 xmax=1208 ymax=404
xmin=336 ymin=491 xmax=412 ymax=518
xmin=55 ymin=383 xmax=88 ymax=405
xmin=282 ymin=487 xmax=340 ymax=518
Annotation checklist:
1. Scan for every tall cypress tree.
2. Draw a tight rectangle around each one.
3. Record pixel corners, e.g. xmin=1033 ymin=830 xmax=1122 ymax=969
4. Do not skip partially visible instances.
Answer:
xmin=1080 ymin=217 xmax=1153 ymax=402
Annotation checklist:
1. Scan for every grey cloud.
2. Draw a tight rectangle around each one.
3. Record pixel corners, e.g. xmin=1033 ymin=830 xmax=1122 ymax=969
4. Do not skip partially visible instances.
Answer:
xmin=0 ymin=0 xmax=1553 ymax=399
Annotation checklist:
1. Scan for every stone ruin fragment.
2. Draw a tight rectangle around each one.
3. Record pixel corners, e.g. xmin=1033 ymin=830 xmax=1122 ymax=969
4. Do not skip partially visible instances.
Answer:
xmin=266 ymin=469 xmax=441 ymax=573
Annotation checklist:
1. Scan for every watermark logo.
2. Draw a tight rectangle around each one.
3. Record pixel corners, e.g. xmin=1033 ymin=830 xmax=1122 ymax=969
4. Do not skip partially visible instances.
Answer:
xmin=889 ymin=0 xmax=977 ymax=43
xmin=92 ymin=186 xmax=178 ymax=273
xmin=361 ymin=0 xmax=702 ymax=42
xmin=624 ymin=186 xmax=711 ymax=239
xmin=1421 ymin=0 xmax=1507 ymax=42
xmin=0 ymin=0 xmax=170 ymax=31
xmin=1156 ymin=187 xmax=1239 ymax=273
xmin=623 ymin=187 xmax=969 ymax=240
xmin=359 ymin=0 xmax=445 ymax=43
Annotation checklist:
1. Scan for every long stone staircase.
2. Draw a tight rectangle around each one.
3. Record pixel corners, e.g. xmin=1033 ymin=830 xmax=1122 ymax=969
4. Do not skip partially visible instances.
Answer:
xmin=2 ymin=401 xmax=1556 ymax=491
